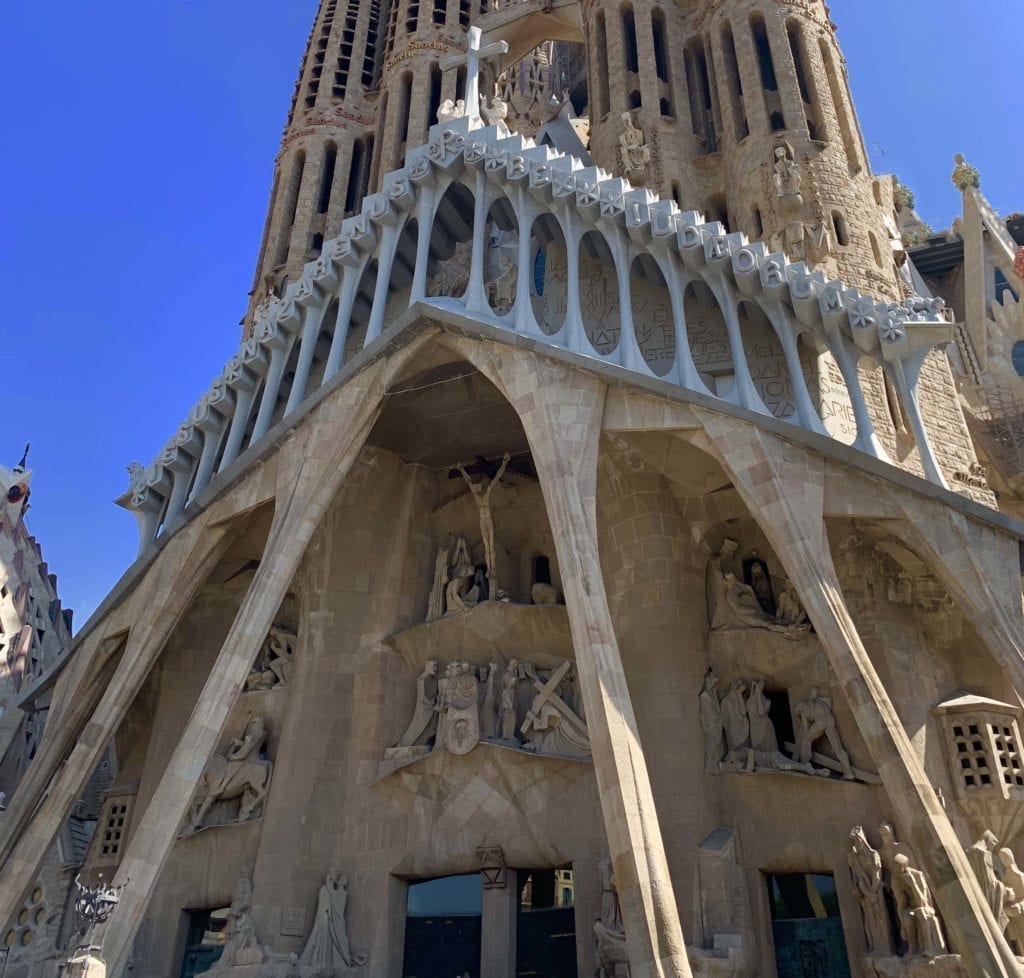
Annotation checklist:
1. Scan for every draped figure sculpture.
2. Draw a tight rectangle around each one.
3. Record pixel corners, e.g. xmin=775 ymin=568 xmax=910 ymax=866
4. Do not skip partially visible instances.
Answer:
xmin=848 ymin=826 xmax=893 ymax=956
xmin=299 ymin=869 xmax=366 ymax=968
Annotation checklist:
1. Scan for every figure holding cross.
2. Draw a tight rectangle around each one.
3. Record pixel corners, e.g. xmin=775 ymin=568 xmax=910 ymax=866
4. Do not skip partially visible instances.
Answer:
xmin=441 ymin=26 xmax=508 ymax=125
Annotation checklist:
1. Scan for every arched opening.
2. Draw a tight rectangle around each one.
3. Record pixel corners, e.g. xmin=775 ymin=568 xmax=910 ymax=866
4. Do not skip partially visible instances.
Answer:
xmin=485 ymin=196 xmax=519 ymax=317
xmin=739 ymin=300 xmax=795 ymax=420
xmin=406 ymin=0 xmax=419 ymax=34
xmin=428 ymin=62 xmax=443 ymax=128
xmin=344 ymin=138 xmax=366 ymax=215
xmin=704 ymin=194 xmax=730 ymax=232
xmin=769 ymin=111 xmax=785 ymax=132
xmin=426 ymin=181 xmax=476 ymax=299
xmin=311 ymin=232 xmax=324 ymax=254
xmin=750 ymin=14 xmax=778 ymax=91
xmin=395 ymin=71 xmax=413 ymax=164
xmin=361 ymin=0 xmax=384 ymax=87
xmin=529 ymin=213 xmax=568 ymax=336
xmin=684 ymin=40 xmax=717 ymax=151
xmin=720 ymin=20 xmax=748 ymax=141
xmin=831 ymin=210 xmax=849 ymax=247
xmin=533 ymin=554 xmax=551 ymax=585
xmin=819 ymin=37 xmax=860 ymax=173
xmin=652 ymin=9 xmax=674 ymax=118
xmin=751 ymin=206 xmax=763 ymax=239
xmin=275 ymin=150 xmax=306 ymax=265
xmin=685 ymin=280 xmax=733 ymax=398
xmin=432 ymin=0 xmax=445 ymax=26
xmin=579 ymin=230 xmax=620 ymax=357
xmin=627 ymin=89 xmax=642 ymax=110
xmin=317 ymin=142 xmax=337 ymax=215
xmin=622 ymin=5 xmax=639 ymax=76
xmin=370 ymin=94 xmax=388 ymax=190
xmin=592 ymin=13 xmax=610 ymax=119
xmin=630 ymin=255 xmax=676 ymax=377
xmin=672 ymin=182 xmax=683 ymax=208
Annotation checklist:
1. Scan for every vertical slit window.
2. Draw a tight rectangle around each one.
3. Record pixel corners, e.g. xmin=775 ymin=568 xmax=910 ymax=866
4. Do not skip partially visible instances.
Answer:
xmin=428 ymin=62 xmax=443 ymax=128
xmin=361 ymin=134 xmax=375 ymax=199
xmin=456 ymin=65 xmax=466 ymax=102
xmin=593 ymin=13 xmax=610 ymax=119
xmin=720 ymin=21 xmax=748 ymax=140
xmin=370 ymin=95 xmax=387 ymax=191
xmin=686 ymin=41 xmax=717 ymax=152
xmin=831 ymin=210 xmax=849 ymax=247
xmin=459 ymin=0 xmax=470 ymax=27
xmin=622 ymin=6 xmax=639 ymax=75
xmin=750 ymin=15 xmax=777 ymax=91
xmin=318 ymin=143 xmax=337 ymax=214
xmin=406 ymin=0 xmax=419 ymax=34
xmin=362 ymin=0 xmax=384 ymax=87
xmin=385 ymin=0 xmax=400 ymax=56
xmin=345 ymin=139 xmax=365 ymax=214
xmin=433 ymin=0 xmax=445 ymax=24
xmin=787 ymin=19 xmax=822 ymax=140
xmin=398 ymin=72 xmax=413 ymax=147
xmin=819 ymin=38 xmax=860 ymax=172
xmin=652 ymin=10 xmax=674 ymax=117
xmin=752 ymin=206 xmax=763 ymax=238
xmin=276 ymin=151 xmax=306 ymax=265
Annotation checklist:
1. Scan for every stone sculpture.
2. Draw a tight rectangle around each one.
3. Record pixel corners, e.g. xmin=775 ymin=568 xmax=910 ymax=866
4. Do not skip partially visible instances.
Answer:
xmin=393 ymin=660 xmax=439 ymax=749
xmin=772 ymin=142 xmax=802 ymax=200
xmin=299 ymin=869 xmax=367 ymax=968
xmin=187 ymin=715 xmax=272 ymax=834
xmin=997 ymin=848 xmax=1024 ymax=952
xmin=521 ymin=660 xmax=591 ymax=759
xmin=720 ymin=679 xmax=749 ymax=751
xmin=386 ymin=656 xmax=589 ymax=763
xmin=487 ymin=254 xmax=517 ymax=314
xmin=793 ymin=687 xmax=854 ymax=779
xmin=951 ymin=152 xmax=981 ymax=192
xmin=743 ymin=552 xmax=775 ymax=615
xmin=245 ymin=625 xmax=296 ymax=691
xmin=698 ymin=668 xmax=724 ymax=774
xmin=705 ymin=540 xmax=808 ymax=636
xmin=428 ymin=534 xmax=454 ymax=619
xmin=848 ymin=826 xmax=894 ymax=956
xmin=595 ymin=857 xmax=630 ymax=978
xmin=967 ymin=830 xmax=1016 ymax=934
xmin=891 ymin=854 xmax=947 ymax=956
xmin=443 ymin=536 xmax=480 ymax=616
xmin=456 ymin=453 xmax=511 ymax=596
xmin=775 ymin=585 xmax=808 ymax=626
xmin=436 ymin=98 xmax=465 ymax=123
xmin=531 ymin=582 xmax=560 ymax=605
xmin=746 ymin=679 xmax=776 ymax=753
xmin=618 ymin=113 xmax=650 ymax=185
xmin=480 ymin=93 xmax=509 ymax=131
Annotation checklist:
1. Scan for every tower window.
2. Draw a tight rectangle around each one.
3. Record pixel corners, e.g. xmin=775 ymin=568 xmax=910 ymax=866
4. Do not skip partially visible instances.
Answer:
xmin=720 ymin=20 xmax=748 ymax=141
xmin=652 ymin=9 xmax=674 ymax=118
xmin=751 ymin=205 xmax=763 ymax=238
xmin=345 ymin=138 xmax=366 ymax=214
xmin=459 ymin=0 xmax=470 ymax=27
xmin=685 ymin=40 xmax=718 ymax=151
xmin=769 ymin=111 xmax=785 ymax=132
xmin=593 ymin=12 xmax=610 ymax=119
xmin=622 ymin=5 xmax=639 ymax=75
xmin=787 ymin=20 xmax=823 ymax=141
xmin=428 ymin=62 xmax=443 ymax=128
xmin=831 ymin=210 xmax=849 ymax=247
xmin=317 ymin=142 xmax=337 ymax=214
xmin=397 ymin=71 xmax=413 ymax=148
xmin=406 ymin=0 xmax=419 ymax=34
xmin=433 ymin=0 xmax=445 ymax=25
xmin=819 ymin=37 xmax=861 ymax=173
xmin=750 ymin=15 xmax=777 ymax=91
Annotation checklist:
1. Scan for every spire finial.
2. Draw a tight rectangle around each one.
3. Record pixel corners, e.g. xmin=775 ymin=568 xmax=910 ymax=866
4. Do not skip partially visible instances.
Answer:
xmin=15 ymin=442 xmax=30 ymax=471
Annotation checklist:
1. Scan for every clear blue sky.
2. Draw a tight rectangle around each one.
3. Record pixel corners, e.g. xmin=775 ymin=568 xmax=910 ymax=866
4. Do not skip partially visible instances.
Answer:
xmin=1 ymin=1 xmax=1019 ymax=626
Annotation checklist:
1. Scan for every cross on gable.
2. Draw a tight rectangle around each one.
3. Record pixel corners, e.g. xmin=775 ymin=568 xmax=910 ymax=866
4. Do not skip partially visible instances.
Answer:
xmin=441 ymin=26 xmax=508 ymax=124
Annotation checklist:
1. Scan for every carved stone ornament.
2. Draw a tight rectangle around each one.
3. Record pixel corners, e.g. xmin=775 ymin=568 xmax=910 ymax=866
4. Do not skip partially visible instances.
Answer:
xmin=245 ymin=625 xmax=296 ymax=691
xmin=298 ymin=869 xmax=367 ymax=969
xmin=594 ymin=856 xmax=630 ymax=978
xmin=185 ymin=715 xmax=272 ymax=835
xmin=618 ymin=113 xmax=650 ymax=186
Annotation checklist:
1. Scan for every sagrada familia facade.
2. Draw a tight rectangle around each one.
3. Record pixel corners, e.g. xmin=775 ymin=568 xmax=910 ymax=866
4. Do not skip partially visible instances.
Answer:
xmin=3 ymin=0 xmax=1024 ymax=976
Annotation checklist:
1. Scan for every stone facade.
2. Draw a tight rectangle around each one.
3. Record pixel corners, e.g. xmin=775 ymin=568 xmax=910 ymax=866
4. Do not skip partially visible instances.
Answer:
xmin=2 ymin=3 xmax=1023 ymax=978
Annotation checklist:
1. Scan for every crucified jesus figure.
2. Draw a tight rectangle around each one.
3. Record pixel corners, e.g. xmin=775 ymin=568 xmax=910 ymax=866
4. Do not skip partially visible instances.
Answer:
xmin=457 ymin=453 xmax=511 ymax=597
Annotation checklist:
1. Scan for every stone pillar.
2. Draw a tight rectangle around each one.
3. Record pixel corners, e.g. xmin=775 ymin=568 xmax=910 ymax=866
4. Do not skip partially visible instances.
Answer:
xmin=94 ymin=347 xmax=423 ymax=978
xmin=442 ymin=336 xmax=693 ymax=978
xmin=480 ymin=879 xmax=517 ymax=978
xmin=0 ymin=520 xmax=233 ymax=925
xmin=687 ymin=413 xmax=1022 ymax=978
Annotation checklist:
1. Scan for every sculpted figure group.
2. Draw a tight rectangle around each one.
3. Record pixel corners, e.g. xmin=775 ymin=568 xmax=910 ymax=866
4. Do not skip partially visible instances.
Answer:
xmin=705 ymin=540 xmax=809 ymax=637
xmin=700 ymin=668 xmax=865 ymax=781
xmin=386 ymin=656 xmax=590 ymax=761
xmin=967 ymin=829 xmax=1024 ymax=956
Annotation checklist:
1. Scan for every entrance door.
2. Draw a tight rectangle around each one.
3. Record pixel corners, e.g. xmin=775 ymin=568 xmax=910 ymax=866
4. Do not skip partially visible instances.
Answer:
xmin=516 ymin=869 xmax=578 ymax=978
xmin=403 ymin=874 xmax=483 ymax=978
xmin=766 ymin=873 xmax=851 ymax=978
xmin=180 ymin=908 xmax=229 ymax=978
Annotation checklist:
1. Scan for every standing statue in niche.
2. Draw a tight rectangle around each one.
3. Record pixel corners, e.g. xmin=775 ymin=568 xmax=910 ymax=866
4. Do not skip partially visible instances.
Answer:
xmin=428 ymin=534 xmax=454 ymax=620
xmin=187 ymin=714 xmax=272 ymax=834
xmin=743 ymin=552 xmax=775 ymax=615
xmin=793 ymin=687 xmax=854 ymax=779
xmin=594 ymin=857 xmax=630 ymax=978
xmin=499 ymin=659 xmax=524 ymax=742
xmin=775 ymin=585 xmax=808 ymax=626
xmin=698 ymin=668 xmax=724 ymax=773
xmin=997 ymin=849 xmax=1024 ymax=952
xmin=772 ymin=142 xmax=802 ymax=200
xmin=299 ymin=870 xmax=366 ymax=968
xmin=456 ymin=453 xmax=511 ymax=597
xmin=890 ymin=854 xmax=947 ymax=957
xmin=393 ymin=660 xmax=439 ymax=749
xmin=444 ymin=536 xmax=480 ymax=615
xmin=746 ymin=679 xmax=777 ymax=753
xmin=618 ymin=112 xmax=650 ymax=186
xmin=847 ymin=827 xmax=894 ymax=956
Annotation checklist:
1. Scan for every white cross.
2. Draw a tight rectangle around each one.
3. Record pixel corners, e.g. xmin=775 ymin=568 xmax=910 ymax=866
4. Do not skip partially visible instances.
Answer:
xmin=441 ymin=26 xmax=508 ymax=124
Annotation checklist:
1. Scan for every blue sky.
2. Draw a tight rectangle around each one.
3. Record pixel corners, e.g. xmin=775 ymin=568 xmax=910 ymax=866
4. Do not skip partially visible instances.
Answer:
xmin=1 ymin=1 xmax=1019 ymax=626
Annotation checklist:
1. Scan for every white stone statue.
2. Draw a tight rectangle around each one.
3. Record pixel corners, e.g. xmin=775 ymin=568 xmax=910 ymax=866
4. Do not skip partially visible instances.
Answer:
xmin=698 ymin=668 xmax=724 ymax=773
xmin=775 ymin=585 xmax=808 ymax=626
xmin=968 ymin=830 xmax=1015 ymax=935
xmin=720 ymin=678 xmax=749 ymax=751
xmin=521 ymin=660 xmax=590 ymax=759
xmin=436 ymin=98 xmax=464 ymax=123
xmin=595 ymin=857 xmax=630 ymax=978
xmin=997 ymin=848 xmax=1024 ymax=951
xmin=188 ymin=714 xmax=272 ymax=833
xmin=772 ymin=143 xmax=802 ymax=199
xmin=456 ymin=454 xmax=511 ymax=596
xmin=793 ymin=687 xmax=854 ymax=779
xmin=245 ymin=625 xmax=296 ymax=691
xmin=394 ymin=660 xmax=439 ymax=748
xmin=891 ymin=854 xmax=946 ymax=956
xmin=618 ymin=112 xmax=650 ymax=185
xmin=746 ymin=679 xmax=777 ymax=753
xmin=428 ymin=534 xmax=454 ymax=620
xmin=298 ymin=870 xmax=366 ymax=968
xmin=480 ymin=93 xmax=509 ymax=130
xmin=848 ymin=826 xmax=894 ymax=956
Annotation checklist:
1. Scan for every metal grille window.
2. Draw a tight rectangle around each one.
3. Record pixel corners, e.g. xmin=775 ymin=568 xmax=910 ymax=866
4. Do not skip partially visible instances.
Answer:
xmin=937 ymin=695 xmax=1024 ymax=802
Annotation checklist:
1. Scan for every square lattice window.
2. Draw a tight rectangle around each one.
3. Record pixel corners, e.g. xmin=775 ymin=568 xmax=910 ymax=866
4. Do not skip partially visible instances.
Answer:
xmin=936 ymin=695 xmax=1024 ymax=803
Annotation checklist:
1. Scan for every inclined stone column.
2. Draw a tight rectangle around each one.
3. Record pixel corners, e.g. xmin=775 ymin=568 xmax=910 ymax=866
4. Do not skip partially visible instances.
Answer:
xmin=442 ymin=335 xmax=693 ymax=978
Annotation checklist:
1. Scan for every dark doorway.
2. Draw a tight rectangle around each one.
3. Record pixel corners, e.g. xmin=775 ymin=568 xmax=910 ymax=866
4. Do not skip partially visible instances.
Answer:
xmin=180 ymin=908 xmax=229 ymax=978
xmin=766 ymin=873 xmax=851 ymax=978
xmin=403 ymin=874 xmax=483 ymax=978
xmin=517 ymin=868 xmax=578 ymax=978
